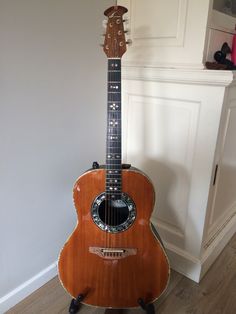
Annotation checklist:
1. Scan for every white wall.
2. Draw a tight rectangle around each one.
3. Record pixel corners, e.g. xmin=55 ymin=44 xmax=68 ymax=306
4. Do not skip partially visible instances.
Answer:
xmin=0 ymin=0 xmax=114 ymax=311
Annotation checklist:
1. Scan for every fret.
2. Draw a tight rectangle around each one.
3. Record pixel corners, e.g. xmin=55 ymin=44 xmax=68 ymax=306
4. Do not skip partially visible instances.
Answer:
xmin=106 ymin=191 xmax=122 ymax=194
xmin=106 ymin=164 xmax=122 ymax=166
xmin=108 ymin=74 xmax=121 ymax=82
xmin=107 ymin=139 xmax=121 ymax=141
xmin=107 ymin=132 xmax=120 ymax=136
xmin=107 ymin=143 xmax=121 ymax=150
xmin=106 ymin=151 xmax=121 ymax=155
xmin=107 ymin=114 xmax=121 ymax=119
xmin=108 ymin=95 xmax=121 ymax=102
xmin=107 ymin=114 xmax=121 ymax=116
xmin=106 ymin=156 xmax=122 ymax=159
xmin=108 ymin=129 xmax=120 ymax=132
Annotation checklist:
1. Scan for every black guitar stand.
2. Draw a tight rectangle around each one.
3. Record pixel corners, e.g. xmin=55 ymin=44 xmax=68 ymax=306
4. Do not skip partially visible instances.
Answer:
xmin=138 ymin=298 xmax=155 ymax=314
xmin=68 ymin=295 xmax=155 ymax=314
xmin=68 ymin=294 xmax=84 ymax=314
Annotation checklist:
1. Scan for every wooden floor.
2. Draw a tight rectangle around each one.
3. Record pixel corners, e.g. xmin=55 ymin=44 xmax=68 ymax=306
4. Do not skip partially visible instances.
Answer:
xmin=7 ymin=234 xmax=236 ymax=314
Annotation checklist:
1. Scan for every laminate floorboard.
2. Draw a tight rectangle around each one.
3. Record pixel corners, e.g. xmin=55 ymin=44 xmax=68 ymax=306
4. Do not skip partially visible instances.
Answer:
xmin=7 ymin=234 xmax=236 ymax=314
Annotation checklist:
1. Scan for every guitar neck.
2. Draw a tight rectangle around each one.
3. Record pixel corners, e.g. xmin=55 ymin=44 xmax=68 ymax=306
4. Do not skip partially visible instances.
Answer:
xmin=106 ymin=58 xmax=122 ymax=199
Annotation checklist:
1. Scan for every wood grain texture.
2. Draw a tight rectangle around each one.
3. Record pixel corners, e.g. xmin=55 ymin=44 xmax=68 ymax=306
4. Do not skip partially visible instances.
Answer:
xmin=7 ymin=234 xmax=236 ymax=313
xmin=157 ymin=234 xmax=236 ymax=314
xmin=103 ymin=6 xmax=128 ymax=58
xmin=58 ymin=168 xmax=170 ymax=308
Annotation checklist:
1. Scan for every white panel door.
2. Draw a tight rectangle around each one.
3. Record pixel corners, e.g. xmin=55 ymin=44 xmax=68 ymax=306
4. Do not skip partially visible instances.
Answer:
xmin=123 ymin=94 xmax=199 ymax=235
xmin=118 ymin=0 xmax=210 ymax=68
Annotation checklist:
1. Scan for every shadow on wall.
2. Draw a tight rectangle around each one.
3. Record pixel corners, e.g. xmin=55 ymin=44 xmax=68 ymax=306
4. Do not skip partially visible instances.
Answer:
xmin=124 ymin=71 xmax=202 ymax=259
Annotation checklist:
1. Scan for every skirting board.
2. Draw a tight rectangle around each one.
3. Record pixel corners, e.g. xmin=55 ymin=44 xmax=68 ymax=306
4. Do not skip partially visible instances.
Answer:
xmin=164 ymin=243 xmax=202 ymax=283
xmin=0 ymin=262 xmax=57 ymax=313
xmin=200 ymin=212 xmax=236 ymax=281
xmin=162 ymin=213 xmax=236 ymax=283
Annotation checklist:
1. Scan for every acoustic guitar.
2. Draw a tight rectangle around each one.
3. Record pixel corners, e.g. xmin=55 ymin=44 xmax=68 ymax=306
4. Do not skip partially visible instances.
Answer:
xmin=58 ymin=5 xmax=170 ymax=310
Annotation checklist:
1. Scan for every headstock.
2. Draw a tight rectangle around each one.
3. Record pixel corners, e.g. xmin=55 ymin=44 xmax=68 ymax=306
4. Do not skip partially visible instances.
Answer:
xmin=103 ymin=6 xmax=128 ymax=58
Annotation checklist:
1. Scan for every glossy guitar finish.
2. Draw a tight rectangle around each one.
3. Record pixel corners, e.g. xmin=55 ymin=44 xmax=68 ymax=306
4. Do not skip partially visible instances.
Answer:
xmin=58 ymin=167 xmax=170 ymax=308
xmin=58 ymin=5 xmax=170 ymax=310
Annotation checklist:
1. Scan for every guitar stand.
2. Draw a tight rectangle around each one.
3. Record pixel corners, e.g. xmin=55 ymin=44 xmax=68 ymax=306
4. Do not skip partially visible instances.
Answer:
xmin=138 ymin=298 xmax=155 ymax=314
xmin=68 ymin=294 xmax=84 ymax=314
xmin=69 ymin=295 xmax=155 ymax=314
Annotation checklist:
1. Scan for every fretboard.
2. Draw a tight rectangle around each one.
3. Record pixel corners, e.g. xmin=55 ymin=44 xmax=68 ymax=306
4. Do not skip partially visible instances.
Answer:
xmin=106 ymin=59 xmax=122 ymax=199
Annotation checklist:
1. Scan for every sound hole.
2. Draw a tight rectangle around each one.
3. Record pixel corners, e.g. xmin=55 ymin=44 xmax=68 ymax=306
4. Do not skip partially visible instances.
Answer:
xmin=98 ymin=199 xmax=129 ymax=226
xmin=91 ymin=192 xmax=136 ymax=233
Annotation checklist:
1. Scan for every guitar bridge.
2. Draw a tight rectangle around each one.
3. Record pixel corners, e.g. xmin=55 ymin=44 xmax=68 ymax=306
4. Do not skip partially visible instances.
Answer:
xmin=89 ymin=247 xmax=137 ymax=259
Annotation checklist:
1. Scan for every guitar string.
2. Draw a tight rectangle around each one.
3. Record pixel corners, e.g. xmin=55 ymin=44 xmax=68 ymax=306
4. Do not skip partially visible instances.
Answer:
xmin=109 ymin=58 xmax=112 ymax=249
xmin=109 ymin=57 xmax=120 ymax=248
xmin=104 ymin=55 xmax=110 ymax=271
xmin=115 ymin=60 xmax=120 ymax=238
xmin=106 ymin=59 xmax=108 ymax=249
xmin=107 ymin=58 xmax=111 ymax=249
xmin=108 ymin=58 xmax=113 ymax=249
xmin=106 ymin=22 xmax=123 ymax=250
xmin=117 ymin=58 xmax=120 ymax=236
xmin=115 ymin=58 xmax=119 ymax=234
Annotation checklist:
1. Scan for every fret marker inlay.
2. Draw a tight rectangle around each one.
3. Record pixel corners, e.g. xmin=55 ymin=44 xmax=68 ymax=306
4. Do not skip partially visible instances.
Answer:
xmin=106 ymin=59 xmax=122 ymax=199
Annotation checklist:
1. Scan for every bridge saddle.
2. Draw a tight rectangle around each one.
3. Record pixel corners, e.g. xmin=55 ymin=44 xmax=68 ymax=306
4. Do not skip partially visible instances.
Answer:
xmin=89 ymin=247 xmax=137 ymax=259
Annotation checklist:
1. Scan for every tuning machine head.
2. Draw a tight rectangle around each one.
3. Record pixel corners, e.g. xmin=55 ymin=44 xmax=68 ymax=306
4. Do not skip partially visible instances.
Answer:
xmin=102 ymin=19 xmax=108 ymax=28
xmin=102 ymin=6 xmax=129 ymax=58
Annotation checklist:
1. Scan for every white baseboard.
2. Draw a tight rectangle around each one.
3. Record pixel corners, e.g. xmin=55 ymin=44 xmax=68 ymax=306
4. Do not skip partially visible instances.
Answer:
xmin=163 ymin=213 xmax=236 ymax=283
xmin=164 ymin=242 xmax=202 ymax=283
xmin=0 ymin=262 xmax=57 ymax=314
xmin=200 ymin=212 xmax=236 ymax=280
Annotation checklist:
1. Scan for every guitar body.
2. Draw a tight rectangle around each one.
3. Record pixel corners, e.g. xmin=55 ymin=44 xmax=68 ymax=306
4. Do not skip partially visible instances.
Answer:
xmin=58 ymin=167 xmax=170 ymax=308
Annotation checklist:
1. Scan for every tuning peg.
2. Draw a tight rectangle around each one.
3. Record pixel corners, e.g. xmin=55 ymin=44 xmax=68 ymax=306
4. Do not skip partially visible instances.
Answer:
xmin=124 ymin=30 xmax=130 ymax=35
xmin=99 ymin=44 xmax=104 ymax=47
xmin=126 ymin=39 xmax=132 ymax=45
xmin=123 ymin=19 xmax=129 ymax=24
xmin=102 ymin=20 xmax=108 ymax=28
xmin=101 ymin=34 xmax=106 ymax=37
